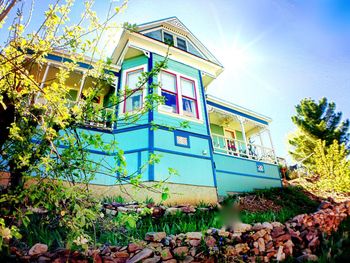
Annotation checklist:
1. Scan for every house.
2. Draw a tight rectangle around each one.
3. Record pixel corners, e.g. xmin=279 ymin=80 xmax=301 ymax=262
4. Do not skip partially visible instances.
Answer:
xmin=18 ymin=17 xmax=282 ymax=204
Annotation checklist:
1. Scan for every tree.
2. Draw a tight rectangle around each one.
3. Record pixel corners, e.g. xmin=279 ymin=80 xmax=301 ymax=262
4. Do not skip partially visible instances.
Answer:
xmin=0 ymin=0 xmax=171 ymax=249
xmin=289 ymin=97 xmax=349 ymax=166
xmin=310 ymin=140 xmax=350 ymax=194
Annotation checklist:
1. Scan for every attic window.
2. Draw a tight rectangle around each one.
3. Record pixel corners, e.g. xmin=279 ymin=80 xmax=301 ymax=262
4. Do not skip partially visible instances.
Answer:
xmin=164 ymin=32 xmax=174 ymax=45
xmin=177 ymin=37 xmax=187 ymax=51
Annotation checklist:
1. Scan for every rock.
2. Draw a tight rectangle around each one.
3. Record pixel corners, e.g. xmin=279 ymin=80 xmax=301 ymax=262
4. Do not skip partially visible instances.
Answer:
xmin=143 ymin=256 xmax=161 ymax=263
xmin=218 ymin=229 xmax=230 ymax=237
xmin=225 ymin=245 xmax=237 ymax=256
xmin=296 ymin=254 xmax=318 ymax=262
xmin=189 ymin=239 xmax=201 ymax=247
xmin=252 ymin=229 xmax=267 ymax=240
xmin=127 ymin=243 xmax=143 ymax=253
xmin=160 ymin=248 xmax=173 ymax=260
xmin=276 ymin=246 xmax=285 ymax=261
xmin=105 ymin=209 xmax=118 ymax=216
xmin=186 ymin=232 xmax=202 ymax=240
xmin=234 ymin=243 xmax=249 ymax=254
xmin=205 ymin=236 xmax=216 ymax=247
xmin=163 ymin=260 xmax=177 ymax=263
xmin=262 ymin=222 xmax=273 ymax=230
xmin=284 ymin=240 xmax=294 ymax=256
xmin=257 ymin=238 xmax=265 ymax=252
xmin=252 ymin=223 xmax=264 ymax=231
xmin=165 ymin=207 xmax=182 ymax=216
xmin=182 ymin=255 xmax=194 ymax=262
xmin=38 ymin=256 xmax=51 ymax=263
xmin=126 ymin=248 xmax=153 ymax=263
xmin=173 ymin=246 xmax=189 ymax=258
xmin=271 ymin=222 xmax=284 ymax=228
xmin=232 ymin=222 xmax=252 ymax=233
xmin=271 ymin=227 xmax=285 ymax=238
xmin=115 ymin=251 xmax=129 ymax=258
xmin=181 ymin=205 xmax=196 ymax=213
xmin=28 ymin=243 xmax=48 ymax=256
xmin=152 ymin=206 xmax=165 ymax=218
xmin=145 ymin=232 xmax=166 ymax=242
xmin=275 ymin=233 xmax=291 ymax=243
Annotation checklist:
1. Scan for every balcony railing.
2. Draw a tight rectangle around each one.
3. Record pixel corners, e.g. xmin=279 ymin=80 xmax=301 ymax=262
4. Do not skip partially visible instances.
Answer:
xmin=211 ymin=133 xmax=276 ymax=164
xmin=66 ymin=100 xmax=115 ymax=129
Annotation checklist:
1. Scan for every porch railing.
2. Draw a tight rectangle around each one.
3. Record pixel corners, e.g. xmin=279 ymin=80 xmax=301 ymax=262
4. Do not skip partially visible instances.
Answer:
xmin=211 ymin=133 xmax=276 ymax=164
xmin=66 ymin=100 xmax=115 ymax=129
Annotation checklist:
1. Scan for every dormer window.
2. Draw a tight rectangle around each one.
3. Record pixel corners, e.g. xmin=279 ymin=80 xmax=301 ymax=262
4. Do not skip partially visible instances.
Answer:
xmin=163 ymin=32 xmax=174 ymax=45
xmin=177 ymin=37 xmax=187 ymax=51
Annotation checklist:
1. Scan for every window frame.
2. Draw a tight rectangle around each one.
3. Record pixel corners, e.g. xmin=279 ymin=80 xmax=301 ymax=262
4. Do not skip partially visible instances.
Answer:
xmin=180 ymin=76 xmax=199 ymax=118
xmin=120 ymin=65 xmax=147 ymax=114
xmin=176 ymin=37 xmax=187 ymax=51
xmin=157 ymin=69 xmax=202 ymax=122
xmin=159 ymin=70 xmax=179 ymax=114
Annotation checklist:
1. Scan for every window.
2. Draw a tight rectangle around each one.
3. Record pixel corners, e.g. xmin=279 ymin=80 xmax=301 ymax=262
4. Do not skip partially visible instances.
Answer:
xmin=177 ymin=37 xmax=187 ymax=51
xmin=124 ymin=69 xmax=143 ymax=113
xmin=163 ymin=32 xmax=174 ymax=45
xmin=160 ymin=71 xmax=178 ymax=113
xmin=180 ymin=77 xmax=198 ymax=118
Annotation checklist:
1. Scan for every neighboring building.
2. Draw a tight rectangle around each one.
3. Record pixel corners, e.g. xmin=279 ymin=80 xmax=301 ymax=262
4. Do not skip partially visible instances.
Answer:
xmin=21 ymin=17 xmax=282 ymax=203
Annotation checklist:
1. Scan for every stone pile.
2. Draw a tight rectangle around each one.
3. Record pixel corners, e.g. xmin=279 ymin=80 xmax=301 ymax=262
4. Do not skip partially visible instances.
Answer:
xmin=9 ymin=200 xmax=350 ymax=262
xmin=103 ymin=202 xmax=207 ymax=218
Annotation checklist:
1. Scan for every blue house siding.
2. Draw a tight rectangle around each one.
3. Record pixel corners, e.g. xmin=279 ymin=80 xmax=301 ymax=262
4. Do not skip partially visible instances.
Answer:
xmin=213 ymin=152 xmax=281 ymax=195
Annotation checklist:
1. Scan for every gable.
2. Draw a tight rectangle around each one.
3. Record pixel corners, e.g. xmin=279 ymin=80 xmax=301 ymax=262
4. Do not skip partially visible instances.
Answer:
xmin=137 ymin=17 xmax=222 ymax=67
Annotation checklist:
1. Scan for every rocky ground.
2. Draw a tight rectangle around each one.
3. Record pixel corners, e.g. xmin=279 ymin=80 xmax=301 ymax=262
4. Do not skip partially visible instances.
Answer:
xmin=5 ymin=200 xmax=350 ymax=262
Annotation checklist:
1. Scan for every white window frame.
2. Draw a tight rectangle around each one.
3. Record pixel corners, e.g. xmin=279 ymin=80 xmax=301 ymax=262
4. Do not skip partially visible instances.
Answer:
xmin=162 ymin=30 xmax=189 ymax=52
xmin=157 ymin=68 xmax=203 ymax=123
xmin=119 ymin=64 xmax=147 ymax=115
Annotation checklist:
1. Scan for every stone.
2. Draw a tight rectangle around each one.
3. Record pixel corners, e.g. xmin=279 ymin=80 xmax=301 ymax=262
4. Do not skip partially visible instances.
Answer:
xmin=38 ymin=256 xmax=51 ymax=263
xmin=257 ymin=238 xmax=265 ymax=252
xmin=181 ymin=205 xmax=196 ymax=213
xmin=145 ymin=232 xmax=166 ymax=242
xmin=296 ymin=254 xmax=318 ymax=262
xmin=127 ymin=243 xmax=143 ymax=253
xmin=271 ymin=227 xmax=285 ymax=238
xmin=160 ymin=248 xmax=173 ymax=260
xmin=189 ymin=247 xmax=197 ymax=257
xmin=271 ymin=222 xmax=284 ymax=228
xmin=252 ymin=223 xmax=264 ymax=231
xmin=173 ymin=246 xmax=189 ymax=257
xmin=105 ymin=209 xmax=118 ymax=216
xmin=186 ymin=232 xmax=202 ymax=240
xmin=126 ymin=248 xmax=153 ymax=263
xmin=234 ymin=243 xmax=249 ymax=254
xmin=232 ymin=222 xmax=252 ymax=233
xmin=152 ymin=206 xmax=165 ymax=218
xmin=275 ymin=233 xmax=291 ymax=243
xmin=115 ymin=251 xmax=129 ymax=258
xmin=283 ymin=240 xmax=294 ymax=256
xmin=28 ymin=243 xmax=48 ymax=256
xmin=189 ymin=239 xmax=201 ymax=247
xmin=276 ymin=246 xmax=285 ymax=261
xmin=205 ymin=236 xmax=216 ymax=247
xmin=163 ymin=260 xmax=177 ymax=263
xmin=218 ymin=229 xmax=230 ymax=237
xmin=182 ymin=255 xmax=194 ymax=263
xmin=165 ymin=207 xmax=182 ymax=216
xmin=225 ymin=245 xmax=237 ymax=256
xmin=143 ymin=256 xmax=161 ymax=263
xmin=262 ymin=222 xmax=273 ymax=230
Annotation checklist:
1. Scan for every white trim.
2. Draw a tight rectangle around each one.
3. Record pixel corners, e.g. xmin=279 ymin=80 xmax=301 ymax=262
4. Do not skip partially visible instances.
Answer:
xmin=119 ymin=64 xmax=148 ymax=115
xmin=157 ymin=68 xmax=203 ymax=122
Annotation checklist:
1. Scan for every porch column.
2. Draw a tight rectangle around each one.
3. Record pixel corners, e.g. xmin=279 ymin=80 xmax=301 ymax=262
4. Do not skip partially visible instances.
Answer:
xmin=267 ymin=128 xmax=277 ymax=162
xmin=238 ymin=116 xmax=249 ymax=157
xmin=77 ymin=74 xmax=86 ymax=100
xmin=35 ymin=62 xmax=51 ymax=103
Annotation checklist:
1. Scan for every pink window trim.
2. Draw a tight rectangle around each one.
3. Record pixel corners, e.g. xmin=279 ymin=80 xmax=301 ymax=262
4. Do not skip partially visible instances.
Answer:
xmin=180 ymin=76 xmax=199 ymax=119
xmin=123 ymin=68 xmax=144 ymax=113
xmin=160 ymin=70 xmax=179 ymax=114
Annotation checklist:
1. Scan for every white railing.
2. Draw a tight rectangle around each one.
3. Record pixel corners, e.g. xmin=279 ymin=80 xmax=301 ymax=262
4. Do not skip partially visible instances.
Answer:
xmin=66 ymin=100 xmax=115 ymax=129
xmin=211 ymin=133 xmax=276 ymax=164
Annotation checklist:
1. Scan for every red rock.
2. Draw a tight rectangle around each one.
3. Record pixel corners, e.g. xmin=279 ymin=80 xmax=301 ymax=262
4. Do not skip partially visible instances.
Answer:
xmin=143 ymin=256 xmax=160 ymax=263
xmin=234 ymin=243 xmax=249 ymax=254
xmin=126 ymin=248 xmax=153 ymax=263
xmin=182 ymin=255 xmax=194 ymax=262
xmin=127 ymin=243 xmax=142 ymax=253
xmin=28 ymin=243 xmax=48 ymax=256
xmin=181 ymin=205 xmax=196 ymax=213
xmin=276 ymin=246 xmax=285 ymax=261
xmin=271 ymin=227 xmax=285 ymax=238
xmin=160 ymin=248 xmax=173 ymax=260
xmin=258 ymin=237 xmax=265 ymax=252
xmin=145 ymin=232 xmax=166 ymax=242
xmin=189 ymin=239 xmax=201 ymax=247
xmin=173 ymin=246 xmax=189 ymax=257
xmin=225 ymin=245 xmax=237 ymax=256
xmin=205 ymin=236 xmax=216 ymax=247
xmin=163 ymin=260 xmax=177 ymax=263
xmin=275 ymin=233 xmax=291 ymax=243
xmin=102 ymin=256 xmax=117 ymax=263
xmin=186 ymin=232 xmax=202 ymax=240
xmin=296 ymin=254 xmax=318 ymax=262
xmin=115 ymin=251 xmax=129 ymax=258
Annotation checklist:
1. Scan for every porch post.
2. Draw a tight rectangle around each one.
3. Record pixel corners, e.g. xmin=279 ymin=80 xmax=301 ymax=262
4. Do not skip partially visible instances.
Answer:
xmin=77 ymin=74 xmax=86 ymax=100
xmin=238 ymin=116 xmax=249 ymax=157
xmin=267 ymin=128 xmax=277 ymax=162
xmin=35 ymin=62 xmax=51 ymax=103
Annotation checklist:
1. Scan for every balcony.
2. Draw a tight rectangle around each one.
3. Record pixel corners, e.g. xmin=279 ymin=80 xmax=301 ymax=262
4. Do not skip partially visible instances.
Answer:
xmin=211 ymin=134 xmax=276 ymax=164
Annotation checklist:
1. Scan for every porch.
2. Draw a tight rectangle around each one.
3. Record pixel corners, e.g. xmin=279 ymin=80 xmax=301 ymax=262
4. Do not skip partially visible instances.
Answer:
xmin=208 ymin=106 xmax=277 ymax=164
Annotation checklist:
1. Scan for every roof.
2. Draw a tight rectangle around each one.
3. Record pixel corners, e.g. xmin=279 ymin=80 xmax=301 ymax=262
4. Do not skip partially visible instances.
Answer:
xmin=206 ymin=94 xmax=272 ymax=124
xmin=136 ymin=16 xmax=223 ymax=67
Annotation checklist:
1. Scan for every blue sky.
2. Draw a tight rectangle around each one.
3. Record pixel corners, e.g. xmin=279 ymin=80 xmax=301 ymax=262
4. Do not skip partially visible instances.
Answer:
xmin=2 ymin=0 xmax=350 ymax=162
